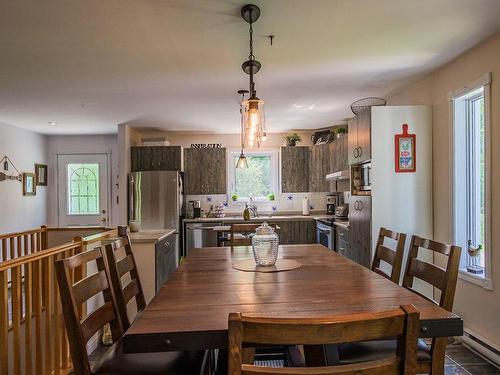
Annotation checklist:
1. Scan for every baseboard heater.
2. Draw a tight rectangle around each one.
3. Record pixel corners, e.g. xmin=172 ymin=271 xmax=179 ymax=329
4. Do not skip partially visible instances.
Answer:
xmin=460 ymin=328 xmax=500 ymax=366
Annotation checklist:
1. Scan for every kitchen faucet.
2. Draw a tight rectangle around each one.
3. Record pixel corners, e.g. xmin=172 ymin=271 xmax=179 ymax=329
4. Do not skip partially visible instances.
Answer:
xmin=248 ymin=197 xmax=258 ymax=218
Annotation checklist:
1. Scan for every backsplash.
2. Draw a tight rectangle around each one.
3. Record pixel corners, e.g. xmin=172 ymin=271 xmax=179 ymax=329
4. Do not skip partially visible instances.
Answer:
xmin=185 ymin=192 xmax=331 ymax=215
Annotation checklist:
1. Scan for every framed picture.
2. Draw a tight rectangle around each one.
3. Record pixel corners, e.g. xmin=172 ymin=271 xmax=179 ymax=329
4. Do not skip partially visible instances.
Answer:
xmin=35 ymin=163 xmax=48 ymax=186
xmin=23 ymin=173 xmax=36 ymax=196
xmin=395 ymin=124 xmax=416 ymax=173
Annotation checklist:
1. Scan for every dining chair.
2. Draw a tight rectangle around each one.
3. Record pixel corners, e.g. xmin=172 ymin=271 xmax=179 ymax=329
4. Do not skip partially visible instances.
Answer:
xmin=229 ymin=223 xmax=278 ymax=246
xmin=55 ymin=247 xmax=207 ymax=375
xmin=228 ymin=305 xmax=420 ymax=375
xmin=371 ymin=227 xmax=407 ymax=284
xmin=338 ymin=235 xmax=461 ymax=375
xmin=103 ymin=236 xmax=146 ymax=330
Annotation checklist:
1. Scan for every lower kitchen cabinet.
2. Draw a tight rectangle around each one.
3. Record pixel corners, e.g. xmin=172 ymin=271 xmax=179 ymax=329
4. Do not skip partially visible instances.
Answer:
xmin=155 ymin=234 xmax=177 ymax=293
xmin=335 ymin=225 xmax=351 ymax=258
xmin=270 ymin=220 xmax=316 ymax=245
xmin=348 ymin=195 xmax=371 ymax=267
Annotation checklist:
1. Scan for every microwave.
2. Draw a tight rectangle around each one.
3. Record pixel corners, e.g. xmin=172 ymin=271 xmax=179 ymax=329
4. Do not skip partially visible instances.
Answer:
xmin=359 ymin=162 xmax=371 ymax=191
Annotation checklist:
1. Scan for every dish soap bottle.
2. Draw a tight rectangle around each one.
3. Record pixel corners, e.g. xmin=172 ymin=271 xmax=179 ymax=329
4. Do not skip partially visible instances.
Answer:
xmin=243 ymin=203 xmax=251 ymax=221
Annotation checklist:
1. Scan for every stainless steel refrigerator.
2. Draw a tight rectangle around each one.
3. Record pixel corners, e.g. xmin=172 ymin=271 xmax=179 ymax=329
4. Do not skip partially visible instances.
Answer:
xmin=129 ymin=171 xmax=183 ymax=232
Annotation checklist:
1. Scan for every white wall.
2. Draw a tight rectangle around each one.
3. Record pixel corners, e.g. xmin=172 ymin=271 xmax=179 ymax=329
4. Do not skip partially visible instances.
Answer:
xmin=0 ymin=123 xmax=48 ymax=233
xmin=47 ymin=134 xmax=119 ymax=226
xmin=371 ymin=106 xmax=433 ymax=295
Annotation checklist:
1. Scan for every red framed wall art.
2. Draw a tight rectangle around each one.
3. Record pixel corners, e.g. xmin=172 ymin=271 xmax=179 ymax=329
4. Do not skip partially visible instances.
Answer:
xmin=395 ymin=123 xmax=416 ymax=173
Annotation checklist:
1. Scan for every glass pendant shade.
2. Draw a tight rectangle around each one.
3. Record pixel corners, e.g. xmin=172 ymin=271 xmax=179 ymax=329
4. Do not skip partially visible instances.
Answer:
xmin=236 ymin=152 xmax=248 ymax=169
xmin=241 ymin=97 xmax=265 ymax=149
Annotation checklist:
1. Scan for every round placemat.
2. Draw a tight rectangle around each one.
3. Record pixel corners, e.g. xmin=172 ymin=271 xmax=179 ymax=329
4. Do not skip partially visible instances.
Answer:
xmin=232 ymin=259 xmax=301 ymax=273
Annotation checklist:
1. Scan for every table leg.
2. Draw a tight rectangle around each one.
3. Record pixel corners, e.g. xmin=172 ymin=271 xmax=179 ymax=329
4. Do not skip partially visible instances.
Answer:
xmin=303 ymin=344 xmax=339 ymax=366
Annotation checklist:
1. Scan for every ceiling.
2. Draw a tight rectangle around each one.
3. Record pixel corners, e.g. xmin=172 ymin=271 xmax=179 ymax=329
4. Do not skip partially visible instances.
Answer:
xmin=1 ymin=0 xmax=500 ymax=135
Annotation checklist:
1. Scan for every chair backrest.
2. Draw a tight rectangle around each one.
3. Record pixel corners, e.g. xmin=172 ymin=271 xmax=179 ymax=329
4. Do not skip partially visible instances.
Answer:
xmin=372 ymin=227 xmax=407 ymax=284
xmin=55 ymin=247 xmax=123 ymax=375
xmin=104 ymin=236 xmax=146 ymax=331
xmin=228 ymin=305 xmax=419 ymax=375
xmin=229 ymin=223 xmax=277 ymax=246
xmin=402 ymin=235 xmax=461 ymax=311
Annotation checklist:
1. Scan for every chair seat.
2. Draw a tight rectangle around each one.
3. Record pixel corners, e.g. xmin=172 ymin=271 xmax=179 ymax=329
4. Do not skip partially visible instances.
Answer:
xmin=338 ymin=338 xmax=431 ymax=364
xmin=90 ymin=338 xmax=206 ymax=375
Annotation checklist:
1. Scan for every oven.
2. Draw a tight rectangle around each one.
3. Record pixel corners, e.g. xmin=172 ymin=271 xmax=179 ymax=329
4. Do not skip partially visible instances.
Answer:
xmin=316 ymin=220 xmax=335 ymax=250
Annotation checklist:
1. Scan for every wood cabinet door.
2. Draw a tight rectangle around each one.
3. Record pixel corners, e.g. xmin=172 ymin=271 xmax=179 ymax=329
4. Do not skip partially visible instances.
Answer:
xmin=183 ymin=148 xmax=203 ymax=194
xmin=309 ymin=144 xmax=330 ymax=192
xmin=155 ymin=234 xmax=177 ymax=293
xmin=157 ymin=146 xmax=182 ymax=171
xmin=348 ymin=195 xmax=371 ymax=267
xmin=356 ymin=109 xmax=371 ymax=163
xmin=281 ymin=146 xmax=310 ymax=193
xmin=347 ymin=117 xmax=359 ymax=165
xmin=131 ymin=146 xmax=182 ymax=172
xmin=270 ymin=220 xmax=316 ymax=245
xmin=202 ymin=148 xmax=226 ymax=194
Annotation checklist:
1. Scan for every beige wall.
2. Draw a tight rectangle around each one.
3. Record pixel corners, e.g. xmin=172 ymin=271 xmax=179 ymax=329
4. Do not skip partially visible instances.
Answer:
xmin=388 ymin=32 xmax=500 ymax=347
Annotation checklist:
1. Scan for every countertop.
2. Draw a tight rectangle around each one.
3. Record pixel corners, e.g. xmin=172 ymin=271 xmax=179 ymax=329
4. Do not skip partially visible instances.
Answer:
xmin=128 ymin=228 xmax=176 ymax=244
xmin=183 ymin=213 xmax=335 ymax=223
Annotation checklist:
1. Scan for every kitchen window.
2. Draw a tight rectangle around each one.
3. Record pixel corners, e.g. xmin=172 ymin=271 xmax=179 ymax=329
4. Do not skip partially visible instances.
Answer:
xmin=227 ymin=151 xmax=278 ymax=202
xmin=451 ymin=73 xmax=492 ymax=289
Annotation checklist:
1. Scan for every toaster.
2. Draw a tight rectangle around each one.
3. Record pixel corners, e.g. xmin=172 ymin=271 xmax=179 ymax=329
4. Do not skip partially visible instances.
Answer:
xmin=334 ymin=204 xmax=349 ymax=218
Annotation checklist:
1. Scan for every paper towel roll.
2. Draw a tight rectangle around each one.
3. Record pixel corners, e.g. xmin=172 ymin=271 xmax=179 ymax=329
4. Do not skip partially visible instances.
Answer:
xmin=302 ymin=197 xmax=310 ymax=216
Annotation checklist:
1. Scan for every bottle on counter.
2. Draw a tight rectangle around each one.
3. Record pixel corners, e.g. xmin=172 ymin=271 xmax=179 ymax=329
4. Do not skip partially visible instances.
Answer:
xmin=243 ymin=203 xmax=251 ymax=221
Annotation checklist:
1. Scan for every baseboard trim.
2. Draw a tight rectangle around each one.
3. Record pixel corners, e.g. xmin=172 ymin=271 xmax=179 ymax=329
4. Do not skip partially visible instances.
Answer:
xmin=460 ymin=328 xmax=500 ymax=366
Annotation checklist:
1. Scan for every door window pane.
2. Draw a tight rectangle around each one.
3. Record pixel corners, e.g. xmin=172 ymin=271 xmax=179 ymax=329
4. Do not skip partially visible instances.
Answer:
xmin=67 ymin=163 xmax=99 ymax=214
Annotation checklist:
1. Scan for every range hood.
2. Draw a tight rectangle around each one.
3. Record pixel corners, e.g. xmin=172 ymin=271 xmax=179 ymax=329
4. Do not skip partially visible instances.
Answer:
xmin=326 ymin=169 xmax=350 ymax=181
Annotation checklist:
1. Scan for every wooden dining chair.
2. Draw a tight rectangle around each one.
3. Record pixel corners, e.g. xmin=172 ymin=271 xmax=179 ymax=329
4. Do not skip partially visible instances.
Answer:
xmin=228 ymin=305 xmax=420 ymax=375
xmin=103 ymin=236 xmax=146 ymax=330
xmin=229 ymin=223 xmax=278 ymax=246
xmin=371 ymin=227 xmax=407 ymax=284
xmin=338 ymin=235 xmax=461 ymax=375
xmin=55 ymin=247 xmax=207 ymax=375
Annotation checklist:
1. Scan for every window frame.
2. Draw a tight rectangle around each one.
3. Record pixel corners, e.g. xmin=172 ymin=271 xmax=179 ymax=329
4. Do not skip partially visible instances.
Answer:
xmin=449 ymin=72 xmax=492 ymax=289
xmin=226 ymin=149 xmax=279 ymax=203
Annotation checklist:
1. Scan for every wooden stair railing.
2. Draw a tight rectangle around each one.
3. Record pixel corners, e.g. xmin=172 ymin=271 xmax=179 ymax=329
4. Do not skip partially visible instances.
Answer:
xmin=0 ymin=226 xmax=48 ymax=262
xmin=0 ymin=227 xmax=118 ymax=375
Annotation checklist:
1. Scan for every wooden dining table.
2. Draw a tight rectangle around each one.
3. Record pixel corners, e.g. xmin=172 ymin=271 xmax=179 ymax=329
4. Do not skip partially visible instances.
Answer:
xmin=123 ymin=244 xmax=463 ymax=363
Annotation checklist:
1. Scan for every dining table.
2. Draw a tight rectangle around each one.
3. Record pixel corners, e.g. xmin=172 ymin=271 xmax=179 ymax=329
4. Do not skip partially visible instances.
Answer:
xmin=123 ymin=244 xmax=463 ymax=370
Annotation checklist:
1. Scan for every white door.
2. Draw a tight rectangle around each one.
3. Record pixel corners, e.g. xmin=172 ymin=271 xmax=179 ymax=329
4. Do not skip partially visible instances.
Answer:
xmin=57 ymin=154 xmax=109 ymax=226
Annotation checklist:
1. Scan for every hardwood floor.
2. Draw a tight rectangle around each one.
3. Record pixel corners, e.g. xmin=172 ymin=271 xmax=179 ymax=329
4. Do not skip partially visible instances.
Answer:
xmin=445 ymin=343 xmax=499 ymax=374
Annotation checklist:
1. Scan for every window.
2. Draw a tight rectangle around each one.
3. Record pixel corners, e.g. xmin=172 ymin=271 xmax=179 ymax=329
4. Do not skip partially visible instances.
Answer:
xmin=67 ymin=163 xmax=100 ymax=215
xmin=451 ymin=73 xmax=491 ymax=288
xmin=228 ymin=151 xmax=278 ymax=201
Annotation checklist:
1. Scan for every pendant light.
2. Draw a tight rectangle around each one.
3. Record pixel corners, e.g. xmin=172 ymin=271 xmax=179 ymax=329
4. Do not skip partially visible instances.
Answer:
xmin=240 ymin=4 xmax=266 ymax=149
xmin=236 ymin=90 xmax=249 ymax=169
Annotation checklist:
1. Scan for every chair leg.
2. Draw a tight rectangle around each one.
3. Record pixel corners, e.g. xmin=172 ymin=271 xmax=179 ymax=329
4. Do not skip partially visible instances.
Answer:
xmin=242 ymin=348 xmax=256 ymax=364
xmin=429 ymin=337 xmax=447 ymax=375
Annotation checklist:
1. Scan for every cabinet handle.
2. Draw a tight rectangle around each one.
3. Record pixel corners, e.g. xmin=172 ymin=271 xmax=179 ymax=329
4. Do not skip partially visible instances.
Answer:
xmin=358 ymin=146 xmax=363 ymax=158
xmin=353 ymin=148 xmax=358 ymax=158
xmin=358 ymin=200 xmax=364 ymax=211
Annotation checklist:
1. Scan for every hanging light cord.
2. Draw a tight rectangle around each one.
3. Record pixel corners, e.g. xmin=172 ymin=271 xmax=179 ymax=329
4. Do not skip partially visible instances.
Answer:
xmin=240 ymin=92 xmax=246 ymax=153
xmin=248 ymin=18 xmax=254 ymax=61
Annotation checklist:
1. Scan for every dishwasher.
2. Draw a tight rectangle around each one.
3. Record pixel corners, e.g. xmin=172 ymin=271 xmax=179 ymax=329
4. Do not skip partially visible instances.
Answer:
xmin=185 ymin=222 xmax=222 ymax=255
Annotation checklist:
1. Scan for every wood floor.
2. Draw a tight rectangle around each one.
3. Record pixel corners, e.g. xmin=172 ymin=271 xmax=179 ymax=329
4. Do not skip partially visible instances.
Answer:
xmin=445 ymin=343 xmax=499 ymax=374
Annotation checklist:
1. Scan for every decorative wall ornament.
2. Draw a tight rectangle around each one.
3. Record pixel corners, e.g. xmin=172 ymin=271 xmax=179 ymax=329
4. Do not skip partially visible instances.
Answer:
xmin=23 ymin=173 xmax=36 ymax=196
xmin=395 ymin=124 xmax=416 ymax=173
xmin=0 ymin=155 xmax=22 ymax=182
xmin=35 ymin=163 xmax=48 ymax=186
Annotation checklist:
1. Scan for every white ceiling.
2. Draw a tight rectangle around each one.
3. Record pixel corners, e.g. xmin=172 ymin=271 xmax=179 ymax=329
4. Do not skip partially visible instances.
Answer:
xmin=1 ymin=0 xmax=500 ymax=135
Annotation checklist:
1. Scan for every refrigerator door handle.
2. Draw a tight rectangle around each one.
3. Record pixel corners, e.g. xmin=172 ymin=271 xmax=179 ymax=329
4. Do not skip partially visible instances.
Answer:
xmin=129 ymin=175 xmax=135 ymax=221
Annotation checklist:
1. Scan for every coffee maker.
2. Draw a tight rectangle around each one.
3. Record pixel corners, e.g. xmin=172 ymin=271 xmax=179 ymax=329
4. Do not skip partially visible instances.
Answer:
xmin=326 ymin=193 xmax=343 ymax=215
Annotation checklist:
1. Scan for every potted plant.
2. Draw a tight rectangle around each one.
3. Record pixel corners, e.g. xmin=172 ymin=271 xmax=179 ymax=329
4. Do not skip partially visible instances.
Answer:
xmin=231 ymin=193 xmax=238 ymax=201
xmin=283 ymin=133 xmax=302 ymax=146
xmin=267 ymin=192 xmax=275 ymax=201
xmin=336 ymin=128 xmax=347 ymax=139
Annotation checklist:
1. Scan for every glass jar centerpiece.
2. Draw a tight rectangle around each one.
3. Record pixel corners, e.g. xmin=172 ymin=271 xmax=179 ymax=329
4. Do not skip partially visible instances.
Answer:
xmin=251 ymin=222 xmax=279 ymax=266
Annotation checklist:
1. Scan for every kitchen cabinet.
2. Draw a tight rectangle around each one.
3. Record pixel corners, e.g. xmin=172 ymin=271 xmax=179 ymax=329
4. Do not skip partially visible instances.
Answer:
xmin=348 ymin=195 xmax=371 ymax=267
xmin=184 ymin=147 xmax=226 ymax=195
xmin=281 ymin=146 xmax=310 ymax=193
xmin=309 ymin=144 xmax=330 ymax=192
xmin=269 ymin=220 xmax=316 ymax=245
xmin=155 ymin=233 xmax=177 ymax=293
xmin=335 ymin=225 xmax=350 ymax=258
xmin=329 ymin=135 xmax=348 ymax=173
xmin=348 ymin=108 xmax=371 ymax=165
xmin=131 ymin=146 xmax=182 ymax=172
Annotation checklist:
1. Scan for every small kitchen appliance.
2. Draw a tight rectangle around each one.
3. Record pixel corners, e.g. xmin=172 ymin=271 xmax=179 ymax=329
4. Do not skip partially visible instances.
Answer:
xmin=326 ymin=193 xmax=343 ymax=215
xmin=334 ymin=203 xmax=349 ymax=218
xmin=193 ymin=200 xmax=202 ymax=218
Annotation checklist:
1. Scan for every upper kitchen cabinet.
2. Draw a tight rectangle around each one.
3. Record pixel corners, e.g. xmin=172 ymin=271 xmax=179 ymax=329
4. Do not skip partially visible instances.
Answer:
xmin=329 ymin=135 xmax=348 ymax=173
xmin=309 ymin=144 xmax=330 ymax=192
xmin=348 ymin=108 xmax=371 ymax=165
xmin=184 ymin=147 xmax=227 ymax=195
xmin=281 ymin=146 xmax=310 ymax=193
xmin=131 ymin=146 xmax=183 ymax=172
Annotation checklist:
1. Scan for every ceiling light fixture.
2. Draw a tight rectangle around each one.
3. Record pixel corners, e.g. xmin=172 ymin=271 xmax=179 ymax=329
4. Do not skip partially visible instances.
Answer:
xmin=240 ymin=4 xmax=266 ymax=150
xmin=48 ymin=121 xmax=57 ymax=126
xmin=236 ymin=89 xmax=250 ymax=169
